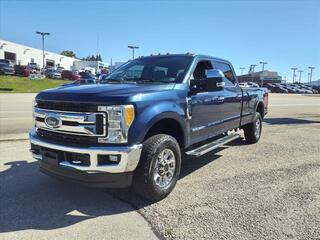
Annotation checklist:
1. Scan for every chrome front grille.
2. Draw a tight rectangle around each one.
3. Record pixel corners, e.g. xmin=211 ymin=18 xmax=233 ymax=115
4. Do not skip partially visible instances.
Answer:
xmin=34 ymin=108 xmax=107 ymax=137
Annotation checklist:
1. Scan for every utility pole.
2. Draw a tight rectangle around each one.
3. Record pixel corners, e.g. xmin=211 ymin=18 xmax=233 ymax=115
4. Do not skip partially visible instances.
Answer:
xmin=259 ymin=62 xmax=267 ymax=86
xmin=240 ymin=67 xmax=245 ymax=75
xmin=250 ymin=64 xmax=257 ymax=84
xmin=260 ymin=61 xmax=268 ymax=71
xmin=291 ymin=68 xmax=298 ymax=83
xmin=308 ymin=67 xmax=315 ymax=83
xmin=128 ymin=45 xmax=139 ymax=60
xmin=36 ymin=31 xmax=50 ymax=71
xmin=298 ymin=70 xmax=303 ymax=83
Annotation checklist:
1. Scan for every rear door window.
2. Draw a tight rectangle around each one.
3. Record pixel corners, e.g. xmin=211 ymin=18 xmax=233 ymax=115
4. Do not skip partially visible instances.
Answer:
xmin=215 ymin=62 xmax=236 ymax=86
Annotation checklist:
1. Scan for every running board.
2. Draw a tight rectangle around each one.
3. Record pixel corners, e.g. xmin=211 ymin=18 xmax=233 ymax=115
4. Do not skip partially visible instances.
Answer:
xmin=185 ymin=133 xmax=240 ymax=157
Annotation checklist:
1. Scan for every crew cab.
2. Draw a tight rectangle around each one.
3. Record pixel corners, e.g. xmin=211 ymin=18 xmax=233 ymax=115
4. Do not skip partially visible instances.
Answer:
xmin=29 ymin=54 xmax=268 ymax=201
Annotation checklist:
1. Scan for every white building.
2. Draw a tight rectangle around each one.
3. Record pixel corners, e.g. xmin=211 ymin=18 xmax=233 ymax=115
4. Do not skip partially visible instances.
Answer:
xmin=73 ymin=60 xmax=109 ymax=74
xmin=0 ymin=39 xmax=79 ymax=70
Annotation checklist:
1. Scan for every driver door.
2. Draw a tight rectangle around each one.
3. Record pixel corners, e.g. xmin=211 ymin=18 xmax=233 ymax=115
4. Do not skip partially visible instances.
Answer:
xmin=189 ymin=59 xmax=225 ymax=145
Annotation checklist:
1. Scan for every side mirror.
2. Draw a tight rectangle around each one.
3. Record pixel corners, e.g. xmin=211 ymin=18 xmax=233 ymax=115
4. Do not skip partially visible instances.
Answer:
xmin=206 ymin=69 xmax=225 ymax=91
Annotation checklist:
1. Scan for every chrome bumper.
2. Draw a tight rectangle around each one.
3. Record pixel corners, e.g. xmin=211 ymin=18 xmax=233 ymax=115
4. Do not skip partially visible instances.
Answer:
xmin=29 ymin=129 xmax=142 ymax=174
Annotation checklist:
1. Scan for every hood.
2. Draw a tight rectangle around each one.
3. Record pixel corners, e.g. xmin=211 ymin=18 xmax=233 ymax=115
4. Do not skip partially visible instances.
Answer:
xmin=36 ymin=83 xmax=176 ymax=103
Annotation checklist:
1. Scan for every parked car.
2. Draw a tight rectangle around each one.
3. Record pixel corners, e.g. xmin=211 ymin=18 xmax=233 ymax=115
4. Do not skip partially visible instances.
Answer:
xmin=56 ymin=66 xmax=65 ymax=72
xmin=310 ymin=85 xmax=320 ymax=94
xmin=61 ymin=70 xmax=81 ymax=80
xmin=0 ymin=62 xmax=15 ymax=75
xmin=79 ymin=71 xmax=96 ymax=83
xmin=0 ymin=59 xmax=10 ymax=65
xmin=239 ymin=82 xmax=250 ymax=88
xmin=30 ymin=54 xmax=269 ymax=201
xmin=45 ymin=68 xmax=62 ymax=79
xmin=99 ymin=73 xmax=109 ymax=82
xmin=247 ymin=82 xmax=260 ymax=88
xmin=28 ymin=63 xmax=40 ymax=71
xmin=14 ymin=65 xmax=35 ymax=77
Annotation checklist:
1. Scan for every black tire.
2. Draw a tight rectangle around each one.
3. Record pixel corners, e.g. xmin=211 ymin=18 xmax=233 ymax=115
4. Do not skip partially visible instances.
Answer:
xmin=243 ymin=112 xmax=262 ymax=144
xmin=133 ymin=134 xmax=181 ymax=201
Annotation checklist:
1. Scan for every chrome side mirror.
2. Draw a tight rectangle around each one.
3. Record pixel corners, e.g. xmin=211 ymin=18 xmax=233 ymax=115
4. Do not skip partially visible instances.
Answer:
xmin=206 ymin=69 xmax=225 ymax=91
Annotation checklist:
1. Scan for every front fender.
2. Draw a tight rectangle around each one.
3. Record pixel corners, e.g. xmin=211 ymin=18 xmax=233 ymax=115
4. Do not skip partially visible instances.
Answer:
xmin=128 ymin=101 xmax=187 ymax=145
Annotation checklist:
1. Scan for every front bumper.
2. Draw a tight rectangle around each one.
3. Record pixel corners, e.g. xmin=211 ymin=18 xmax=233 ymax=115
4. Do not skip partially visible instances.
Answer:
xmin=29 ymin=129 xmax=143 ymax=187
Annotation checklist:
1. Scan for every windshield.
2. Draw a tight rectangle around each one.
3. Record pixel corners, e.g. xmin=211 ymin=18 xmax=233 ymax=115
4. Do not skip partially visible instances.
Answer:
xmin=105 ymin=56 xmax=192 ymax=83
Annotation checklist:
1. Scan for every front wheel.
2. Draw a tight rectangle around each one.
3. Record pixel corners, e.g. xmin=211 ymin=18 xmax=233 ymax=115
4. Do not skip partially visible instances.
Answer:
xmin=243 ymin=112 xmax=262 ymax=144
xmin=133 ymin=134 xmax=181 ymax=201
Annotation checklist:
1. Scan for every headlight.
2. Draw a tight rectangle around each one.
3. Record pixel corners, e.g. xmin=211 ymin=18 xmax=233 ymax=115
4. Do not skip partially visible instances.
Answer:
xmin=98 ymin=105 xmax=135 ymax=143
xmin=33 ymin=100 xmax=37 ymax=127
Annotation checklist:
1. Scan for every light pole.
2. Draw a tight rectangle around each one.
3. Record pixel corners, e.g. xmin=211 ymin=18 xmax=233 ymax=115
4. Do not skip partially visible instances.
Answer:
xmin=291 ymin=68 xmax=297 ymax=83
xmin=308 ymin=67 xmax=315 ymax=83
xmin=250 ymin=64 xmax=257 ymax=72
xmin=250 ymin=64 xmax=257 ymax=83
xmin=128 ymin=45 xmax=139 ymax=60
xmin=260 ymin=61 xmax=267 ymax=71
xmin=36 ymin=31 xmax=50 ymax=71
xmin=240 ymin=67 xmax=245 ymax=75
xmin=298 ymin=70 xmax=303 ymax=83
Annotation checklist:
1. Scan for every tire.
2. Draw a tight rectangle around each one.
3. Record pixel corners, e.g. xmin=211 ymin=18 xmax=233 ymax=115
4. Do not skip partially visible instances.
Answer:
xmin=243 ymin=112 xmax=262 ymax=144
xmin=133 ymin=134 xmax=181 ymax=201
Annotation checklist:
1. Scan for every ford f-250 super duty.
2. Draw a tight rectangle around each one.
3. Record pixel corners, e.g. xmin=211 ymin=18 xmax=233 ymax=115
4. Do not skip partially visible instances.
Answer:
xmin=30 ymin=54 xmax=268 ymax=201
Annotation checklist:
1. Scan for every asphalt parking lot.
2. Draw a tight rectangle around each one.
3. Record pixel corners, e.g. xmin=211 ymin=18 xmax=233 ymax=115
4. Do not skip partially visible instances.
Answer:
xmin=0 ymin=93 xmax=319 ymax=240
xmin=0 ymin=94 xmax=35 ymax=140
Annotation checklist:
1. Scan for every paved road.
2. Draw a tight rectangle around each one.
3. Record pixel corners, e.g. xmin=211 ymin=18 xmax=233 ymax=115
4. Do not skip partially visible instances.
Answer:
xmin=0 ymin=94 xmax=35 ymax=139
xmin=1 ymin=93 xmax=320 ymax=240
xmin=0 ymin=93 xmax=320 ymax=139
xmin=0 ymin=140 xmax=158 ymax=240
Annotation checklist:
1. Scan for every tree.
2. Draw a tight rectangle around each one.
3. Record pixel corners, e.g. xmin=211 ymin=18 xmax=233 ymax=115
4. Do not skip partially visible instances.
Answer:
xmin=81 ymin=54 xmax=103 ymax=61
xmin=60 ymin=50 xmax=76 ymax=58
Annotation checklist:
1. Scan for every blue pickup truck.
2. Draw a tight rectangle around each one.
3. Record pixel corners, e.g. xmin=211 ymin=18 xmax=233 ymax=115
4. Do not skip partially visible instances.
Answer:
xmin=30 ymin=54 xmax=268 ymax=201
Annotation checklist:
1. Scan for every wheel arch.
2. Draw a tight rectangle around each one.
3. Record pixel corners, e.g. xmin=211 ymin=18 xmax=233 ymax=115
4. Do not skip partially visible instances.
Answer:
xmin=256 ymin=101 xmax=265 ymax=118
xmin=143 ymin=116 xmax=186 ymax=149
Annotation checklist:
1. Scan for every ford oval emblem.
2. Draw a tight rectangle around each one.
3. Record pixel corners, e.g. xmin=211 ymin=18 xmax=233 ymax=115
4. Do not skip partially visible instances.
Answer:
xmin=44 ymin=114 xmax=62 ymax=128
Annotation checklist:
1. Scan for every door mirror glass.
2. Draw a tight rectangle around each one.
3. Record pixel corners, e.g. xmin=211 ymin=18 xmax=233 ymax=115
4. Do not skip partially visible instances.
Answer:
xmin=206 ymin=69 xmax=225 ymax=91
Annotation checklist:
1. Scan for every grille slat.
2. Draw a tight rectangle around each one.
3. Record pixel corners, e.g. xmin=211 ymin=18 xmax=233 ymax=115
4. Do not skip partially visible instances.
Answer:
xmin=37 ymin=129 xmax=98 ymax=146
xmin=36 ymin=100 xmax=97 ymax=112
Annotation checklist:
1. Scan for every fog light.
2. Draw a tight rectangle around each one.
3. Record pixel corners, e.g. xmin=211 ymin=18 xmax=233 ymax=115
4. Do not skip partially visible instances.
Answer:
xmin=109 ymin=155 xmax=119 ymax=162
xmin=98 ymin=154 xmax=121 ymax=165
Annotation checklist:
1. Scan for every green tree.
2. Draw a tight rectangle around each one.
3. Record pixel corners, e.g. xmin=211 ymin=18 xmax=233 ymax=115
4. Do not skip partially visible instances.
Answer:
xmin=81 ymin=54 xmax=103 ymax=61
xmin=60 ymin=50 xmax=76 ymax=58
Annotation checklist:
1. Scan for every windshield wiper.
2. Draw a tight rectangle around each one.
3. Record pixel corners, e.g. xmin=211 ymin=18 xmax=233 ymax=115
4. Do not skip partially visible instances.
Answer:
xmin=101 ymin=78 xmax=134 ymax=84
xmin=129 ymin=78 xmax=175 ymax=84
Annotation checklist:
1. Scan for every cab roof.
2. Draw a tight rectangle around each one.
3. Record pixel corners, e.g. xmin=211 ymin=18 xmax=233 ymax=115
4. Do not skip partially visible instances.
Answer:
xmin=139 ymin=53 xmax=230 ymax=64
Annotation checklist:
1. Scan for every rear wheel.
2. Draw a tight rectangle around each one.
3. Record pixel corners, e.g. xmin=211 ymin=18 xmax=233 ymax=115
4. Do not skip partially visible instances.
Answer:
xmin=133 ymin=134 xmax=181 ymax=201
xmin=243 ymin=112 xmax=262 ymax=144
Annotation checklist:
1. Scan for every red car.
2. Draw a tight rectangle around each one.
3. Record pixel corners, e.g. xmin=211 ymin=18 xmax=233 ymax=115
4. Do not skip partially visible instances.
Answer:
xmin=14 ymin=65 xmax=35 ymax=77
xmin=61 ymin=70 xmax=81 ymax=80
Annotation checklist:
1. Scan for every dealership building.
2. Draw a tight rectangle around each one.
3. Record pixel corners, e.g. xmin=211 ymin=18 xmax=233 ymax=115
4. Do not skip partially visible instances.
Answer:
xmin=0 ymin=39 xmax=78 ymax=70
xmin=0 ymin=39 xmax=110 ymax=73
xmin=238 ymin=70 xmax=282 ymax=86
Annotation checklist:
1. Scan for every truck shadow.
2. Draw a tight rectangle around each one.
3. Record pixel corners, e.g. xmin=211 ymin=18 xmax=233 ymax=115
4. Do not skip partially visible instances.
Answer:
xmin=263 ymin=117 xmax=320 ymax=125
xmin=0 ymin=160 xmax=135 ymax=233
xmin=0 ymin=145 xmax=236 ymax=233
